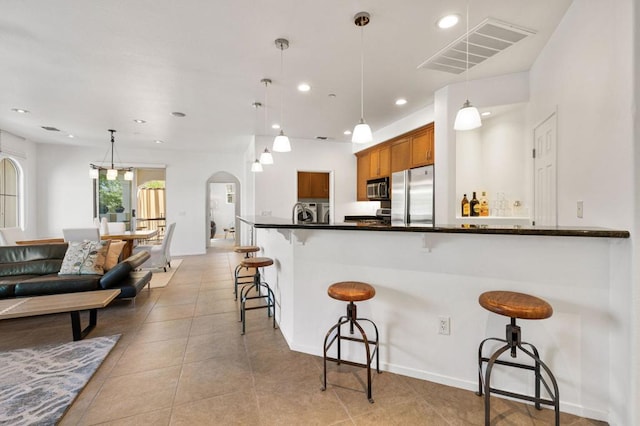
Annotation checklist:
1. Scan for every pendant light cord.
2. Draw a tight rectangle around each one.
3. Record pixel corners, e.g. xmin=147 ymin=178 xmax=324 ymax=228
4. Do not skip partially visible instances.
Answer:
xmin=465 ymin=0 xmax=470 ymax=98
xmin=279 ymin=46 xmax=284 ymax=129
xmin=360 ymin=25 xmax=365 ymax=120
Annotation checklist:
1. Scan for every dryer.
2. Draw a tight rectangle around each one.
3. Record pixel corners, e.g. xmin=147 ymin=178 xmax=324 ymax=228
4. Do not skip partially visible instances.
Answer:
xmin=318 ymin=203 xmax=330 ymax=223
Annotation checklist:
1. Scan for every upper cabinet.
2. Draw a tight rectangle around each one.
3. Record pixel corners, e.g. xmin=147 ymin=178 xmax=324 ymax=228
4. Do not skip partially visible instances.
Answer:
xmin=410 ymin=123 xmax=434 ymax=168
xmin=355 ymin=123 xmax=434 ymax=200
xmin=356 ymin=152 xmax=370 ymax=201
xmin=390 ymin=137 xmax=411 ymax=173
xmin=298 ymin=171 xmax=329 ymax=199
xmin=369 ymin=145 xmax=390 ymax=178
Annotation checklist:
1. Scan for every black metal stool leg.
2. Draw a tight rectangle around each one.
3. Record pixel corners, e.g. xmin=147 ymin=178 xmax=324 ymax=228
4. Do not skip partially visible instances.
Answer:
xmin=321 ymin=301 xmax=379 ymax=403
xmin=478 ymin=318 xmax=560 ymax=426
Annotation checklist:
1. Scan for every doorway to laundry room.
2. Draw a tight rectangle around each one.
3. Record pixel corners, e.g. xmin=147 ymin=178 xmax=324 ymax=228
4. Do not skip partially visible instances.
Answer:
xmin=296 ymin=170 xmax=331 ymax=224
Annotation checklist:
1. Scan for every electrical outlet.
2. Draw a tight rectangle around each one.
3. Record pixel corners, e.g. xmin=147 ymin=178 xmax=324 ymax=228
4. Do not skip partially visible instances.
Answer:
xmin=577 ymin=201 xmax=583 ymax=218
xmin=438 ymin=316 xmax=450 ymax=335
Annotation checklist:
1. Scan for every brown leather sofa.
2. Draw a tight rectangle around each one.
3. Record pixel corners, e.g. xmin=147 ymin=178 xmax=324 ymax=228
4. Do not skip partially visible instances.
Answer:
xmin=0 ymin=243 xmax=152 ymax=299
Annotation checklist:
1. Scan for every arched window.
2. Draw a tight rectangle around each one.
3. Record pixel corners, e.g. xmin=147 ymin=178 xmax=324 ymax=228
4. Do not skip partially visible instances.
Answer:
xmin=0 ymin=158 xmax=19 ymax=227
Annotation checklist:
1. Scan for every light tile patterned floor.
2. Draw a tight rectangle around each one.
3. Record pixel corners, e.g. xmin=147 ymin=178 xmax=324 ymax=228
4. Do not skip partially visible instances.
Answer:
xmin=0 ymin=244 xmax=607 ymax=425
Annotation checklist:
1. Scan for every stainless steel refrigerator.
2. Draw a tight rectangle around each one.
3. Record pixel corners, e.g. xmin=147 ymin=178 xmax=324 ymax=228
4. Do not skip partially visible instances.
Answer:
xmin=391 ymin=165 xmax=434 ymax=225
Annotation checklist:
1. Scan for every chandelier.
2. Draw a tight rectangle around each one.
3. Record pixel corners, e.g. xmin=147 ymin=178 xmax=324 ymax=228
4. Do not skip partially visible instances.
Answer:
xmin=89 ymin=129 xmax=133 ymax=181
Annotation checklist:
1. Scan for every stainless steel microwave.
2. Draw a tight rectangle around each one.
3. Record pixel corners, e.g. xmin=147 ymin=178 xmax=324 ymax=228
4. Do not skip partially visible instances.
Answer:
xmin=366 ymin=177 xmax=389 ymax=200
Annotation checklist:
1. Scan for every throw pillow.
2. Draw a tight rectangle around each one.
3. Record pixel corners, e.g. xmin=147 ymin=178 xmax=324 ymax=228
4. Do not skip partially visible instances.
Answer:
xmin=59 ymin=240 xmax=111 ymax=275
xmin=104 ymin=240 xmax=126 ymax=271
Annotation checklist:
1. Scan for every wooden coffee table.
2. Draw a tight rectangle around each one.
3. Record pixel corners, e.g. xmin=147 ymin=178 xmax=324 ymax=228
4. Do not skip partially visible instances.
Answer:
xmin=0 ymin=289 xmax=121 ymax=341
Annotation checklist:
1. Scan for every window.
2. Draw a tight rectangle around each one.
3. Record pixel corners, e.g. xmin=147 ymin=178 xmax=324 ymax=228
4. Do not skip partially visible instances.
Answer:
xmin=0 ymin=158 xmax=19 ymax=227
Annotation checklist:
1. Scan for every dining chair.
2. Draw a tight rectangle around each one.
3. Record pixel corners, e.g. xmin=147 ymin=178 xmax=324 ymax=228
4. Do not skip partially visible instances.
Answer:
xmin=106 ymin=222 xmax=127 ymax=234
xmin=133 ymin=222 xmax=176 ymax=271
xmin=0 ymin=227 xmax=26 ymax=245
xmin=62 ymin=227 xmax=100 ymax=242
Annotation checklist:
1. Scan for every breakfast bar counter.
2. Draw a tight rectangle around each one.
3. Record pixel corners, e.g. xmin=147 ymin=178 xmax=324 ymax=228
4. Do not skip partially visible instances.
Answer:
xmin=238 ymin=216 xmax=630 ymax=423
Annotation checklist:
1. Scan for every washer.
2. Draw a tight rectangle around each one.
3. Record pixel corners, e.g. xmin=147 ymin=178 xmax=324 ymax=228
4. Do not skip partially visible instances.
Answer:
xmin=318 ymin=203 xmax=330 ymax=223
xmin=297 ymin=202 xmax=318 ymax=223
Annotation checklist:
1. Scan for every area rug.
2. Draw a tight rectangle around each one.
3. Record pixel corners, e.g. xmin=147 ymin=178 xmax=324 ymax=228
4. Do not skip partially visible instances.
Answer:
xmin=0 ymin=334 xmax=120 ymax=426
xmin=148 ymin=258 xmax=183 ymax=288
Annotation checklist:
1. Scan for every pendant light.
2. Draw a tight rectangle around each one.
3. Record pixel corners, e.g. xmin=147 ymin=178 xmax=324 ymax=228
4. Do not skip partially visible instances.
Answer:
xmin=259 ymin=78 xmax=274 ymax=164
xmin=453 ymin=1 xmax=482 ymax=131
xmin=352 ymin=11 xmax=373 ymax=144
xmin=273 ymin=38 xmax=291 ymax=152
xmin=251 ymin=159 xmax=263 ymax=173
xmin=89 ymin=129 xmax=134 ymax=180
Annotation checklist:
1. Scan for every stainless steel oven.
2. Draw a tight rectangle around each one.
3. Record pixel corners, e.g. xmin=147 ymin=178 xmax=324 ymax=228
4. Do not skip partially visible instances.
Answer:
xmin=366 ymin=177 xmax=389 ymax=201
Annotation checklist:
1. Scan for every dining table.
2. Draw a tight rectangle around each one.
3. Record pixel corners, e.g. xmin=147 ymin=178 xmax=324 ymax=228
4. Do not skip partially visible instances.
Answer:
xmin=16 ymin=229 xmax=159 ymax=259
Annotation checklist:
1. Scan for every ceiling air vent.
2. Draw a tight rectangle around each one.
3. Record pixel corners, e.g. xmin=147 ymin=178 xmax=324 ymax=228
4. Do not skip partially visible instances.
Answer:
xmin=41 ymin=126 xmax=60 ymax=131
xmin=418 ymin=18 xmax=537 ymax=74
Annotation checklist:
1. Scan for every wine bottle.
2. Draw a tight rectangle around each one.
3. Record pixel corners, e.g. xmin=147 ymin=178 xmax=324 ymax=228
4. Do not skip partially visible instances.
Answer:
xmin=470 ymin=192 xmax=480 ymax=217
xmin=461 ymin=194 xmax=470 ymax=217
xmin=480 ymin=191 xmax=489 ymax=217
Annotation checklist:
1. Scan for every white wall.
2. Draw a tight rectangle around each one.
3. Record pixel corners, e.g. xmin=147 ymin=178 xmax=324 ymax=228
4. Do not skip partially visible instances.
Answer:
xmin=527 ymin=1 xmax=635 ymax=424
xmin=34 ymin=142 xmax=246 ymax=256
xmin=456 ymin=104 xmax=529 ymax=218
xmin=435 ymin=72 xmax=530 ymax=224
xmin=253 ymin=135 xmax=371 ymax=221
xmin=528 ymin=1 xmax=633 ymax=230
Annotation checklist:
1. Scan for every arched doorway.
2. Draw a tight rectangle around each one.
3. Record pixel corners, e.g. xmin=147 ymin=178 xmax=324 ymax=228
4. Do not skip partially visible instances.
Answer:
xmin=206 ymin=171 xmax=241 ymax=248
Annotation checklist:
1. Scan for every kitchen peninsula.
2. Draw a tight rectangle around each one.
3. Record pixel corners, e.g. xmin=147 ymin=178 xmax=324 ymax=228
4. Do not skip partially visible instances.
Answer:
xmin=239 ymin=216 xmax=629 ymax=422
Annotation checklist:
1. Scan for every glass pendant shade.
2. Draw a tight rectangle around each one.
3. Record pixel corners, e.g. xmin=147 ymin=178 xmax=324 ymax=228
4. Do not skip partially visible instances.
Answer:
xmin=352 ymin=119 xmax=373 ymax=143
xmin=259 ymin=148 xmax=274 ymax=164
xmin=454 ymin=100 xmax=482 ymax=131
xmin=273 ymin=130 xmax=291 ymax=152
xmin=89 ymin=167 xmax=99 ymax=179
xmin=124 ymin=170 xmax=134 ymax=181
xmin=251 ymin=159 xmax=263 ymax=172
xmin=106 ymin=168 xmax=118 ymax=180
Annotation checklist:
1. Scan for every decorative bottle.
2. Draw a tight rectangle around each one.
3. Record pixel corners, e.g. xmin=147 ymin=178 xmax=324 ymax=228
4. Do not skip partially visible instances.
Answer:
xmin=461 ymin=194 xmax=470 ymax=217
xmin=480 ymin=191 xmax=489 ymax=217
xmin=470 ymin=192 xmax=480 ymax=217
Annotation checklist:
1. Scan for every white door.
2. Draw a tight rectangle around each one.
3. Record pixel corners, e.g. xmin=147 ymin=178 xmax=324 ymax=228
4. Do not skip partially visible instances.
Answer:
xmin=533 ymin=113 xmax=557 ymax=226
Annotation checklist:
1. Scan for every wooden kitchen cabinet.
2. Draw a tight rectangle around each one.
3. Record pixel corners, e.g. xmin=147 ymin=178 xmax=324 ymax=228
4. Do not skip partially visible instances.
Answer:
xmin=390 ymin=138 xmax=411 ymax=172
xmin=410 ymin=123 xmax=434 ymax=168
xmin=298 ymin=171 xmax=329 ymax=199
xmin=356 ymin=152 xmax=369 ymax=201
xmin=369 ymin=145 xmax=390 ymax=178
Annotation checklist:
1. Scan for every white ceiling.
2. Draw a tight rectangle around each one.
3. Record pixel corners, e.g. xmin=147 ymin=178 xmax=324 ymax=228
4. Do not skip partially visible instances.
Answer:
xmin=0 ymin=0 xmax=572 ymax=153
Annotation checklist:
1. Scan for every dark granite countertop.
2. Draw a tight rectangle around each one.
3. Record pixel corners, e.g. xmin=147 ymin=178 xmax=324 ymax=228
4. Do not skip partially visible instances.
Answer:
xmin=239 ymin=216 xmax=629 ymax=238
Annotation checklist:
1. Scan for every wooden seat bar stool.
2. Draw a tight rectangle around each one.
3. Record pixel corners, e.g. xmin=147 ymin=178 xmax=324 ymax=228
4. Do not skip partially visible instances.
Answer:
xmin=477 ymin=290 xmax=560 ymax=426
xmin=239 ymin=256 xmax=276 ymax=335
xmin=233 ymin=245 xmax=260 ymax=300
xmin=321 ymin=281 xmax=380 ymax=403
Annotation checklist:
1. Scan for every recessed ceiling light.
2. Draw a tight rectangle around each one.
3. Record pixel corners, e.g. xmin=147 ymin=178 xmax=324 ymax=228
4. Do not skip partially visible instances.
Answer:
xmin=154 ymin=140 xmax=164 ymax=144
xmin=344 ymin=130 xmax=352 ymax=135
xmin=272 ymin=123 xmax=280 ymax=129
xmin=395 ymin=98 xmax=407 ymax=106
xmin=68 ymin=134 xmax=75 ymax=138
xmin=481 ymin=111 xmax=492 ymax=117
xmin=436 ymin=14 xmax=460 ymax=29
xmin=171 ymin=112 xmax=186 ymax=117
xmin=328 ymin=93 xmax=337 ymax=98
xmin=11 ymin=108 xmax=29 ymax=114
xmin=134 ymin=119 xmax=146 ymax=124
xmin=297 ymin=83 xmax=311 ymax=92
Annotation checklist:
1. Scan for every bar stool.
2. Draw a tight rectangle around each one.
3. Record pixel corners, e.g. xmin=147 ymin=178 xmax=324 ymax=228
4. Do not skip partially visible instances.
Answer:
xmin=477 ymin=290 xmax=560 ymax=426
xmin=233 ymin=245 xmax=260 ymax=300
xmin=321 ymin=281 xmax=380 ymax=403
xmin=239 ymin=256 xmax=276 ymax=335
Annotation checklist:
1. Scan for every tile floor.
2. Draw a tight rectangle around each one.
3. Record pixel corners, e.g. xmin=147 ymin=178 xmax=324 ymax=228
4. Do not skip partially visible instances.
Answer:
xmin=0 ymin=246 xmax=607 ymax=425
